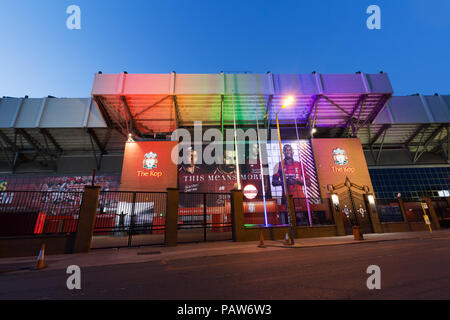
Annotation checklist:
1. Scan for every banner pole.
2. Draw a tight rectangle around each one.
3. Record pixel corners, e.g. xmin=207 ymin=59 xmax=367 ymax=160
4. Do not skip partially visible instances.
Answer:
xmin=256 ymin=108 xmax=268 ymax=226
xmin=232 ymin=90 xmax=241 ymax=189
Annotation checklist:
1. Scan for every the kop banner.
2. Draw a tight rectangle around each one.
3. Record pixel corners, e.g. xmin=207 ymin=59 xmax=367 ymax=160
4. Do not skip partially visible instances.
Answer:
xmin=310 ymin=138 xmax=375 ymax=197
xmin=121 ymin=141 xmax=178 ymax=192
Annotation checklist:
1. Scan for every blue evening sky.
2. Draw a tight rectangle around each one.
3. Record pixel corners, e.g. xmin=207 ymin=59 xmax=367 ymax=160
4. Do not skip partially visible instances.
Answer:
xmin=0 ymin=0 xmax=449 ymax=97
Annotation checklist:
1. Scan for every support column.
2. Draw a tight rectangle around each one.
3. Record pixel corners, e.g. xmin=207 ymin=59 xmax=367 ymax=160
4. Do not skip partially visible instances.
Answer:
xmin=329 ymin=197 xmax=346 ymax=236
xmin=165 ymin=188 xmax=179 ymax=247
xmin=364 ymin=194 xmax=383 ymax=233
xmin=73 ymin=186 xmax=101 ymax=253
xmin=397 ymin=197 xmax=412 ymax=231
xmin=231 ymin=190 xmax=245 ymax=242
xmin=423 ymin=197 xmax=441 ymax=231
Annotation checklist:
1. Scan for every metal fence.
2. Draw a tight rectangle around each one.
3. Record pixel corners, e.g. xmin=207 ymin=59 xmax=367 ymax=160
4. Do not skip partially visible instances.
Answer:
xmin=242 ymin=197 xmax=334 ymax=227
xmin=243 ymin=197 xmax=285 ymax=226
xmin=403 ymin=201 xmax=427 ymax=223
xmin=376 ymin=199 xmax=404 ymax=223
xmin=178 ymin=192 xmax=232 ymax=242
xmin=293 ymin=198 xmax=334 ymax=226
xmin=433 ymin=200 xmax=450 ymax=220
xmin=92 ymin=191 xmax=167 ymax=248
xmin=0 ymin=191 xmax=83 ymax=236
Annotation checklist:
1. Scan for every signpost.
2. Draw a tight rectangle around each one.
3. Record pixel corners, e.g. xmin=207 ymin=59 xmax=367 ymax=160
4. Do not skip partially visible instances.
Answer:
xmin=421 ymin=202 xmax=432 ymax=233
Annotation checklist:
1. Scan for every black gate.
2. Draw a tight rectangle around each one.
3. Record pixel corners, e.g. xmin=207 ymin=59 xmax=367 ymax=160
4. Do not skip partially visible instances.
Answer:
xmin=178 ymin=193 xmax=232 ymax=243
xmin=337 ymin=190 xmax=373 ymax=235
xmin=92 ymin=191 xmax=167 ymax=249
xmin=433 ymin=200 xmax=450 ymax=228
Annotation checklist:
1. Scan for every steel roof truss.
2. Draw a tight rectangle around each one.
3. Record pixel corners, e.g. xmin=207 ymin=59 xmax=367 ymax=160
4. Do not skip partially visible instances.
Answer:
xmin=370 ymin=124 xmax=391 ymax=147
xmin=39 ymin=128 xmax=63 ymax=155
xmin=172 ymin=95 xmax=181 ymax=128
xmin=413 ymin=124 xmax=447 ymax=163
xmin=133 ymin=95 xmax=171 ymax=118
xmin=340 ymin=94 xmax=368 ymax=137
xmin=15 ymin=128 xmax=53 ymax=163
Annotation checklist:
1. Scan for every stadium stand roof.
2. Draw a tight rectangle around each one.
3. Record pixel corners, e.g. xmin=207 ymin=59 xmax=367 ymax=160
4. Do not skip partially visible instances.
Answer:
xmin=0 ymin=97 xmax=125 ymax=172
xmin=91 ymin=72 xmax=393 ymax=136
xmin=359 ymin=94 xmax=449 ymax=164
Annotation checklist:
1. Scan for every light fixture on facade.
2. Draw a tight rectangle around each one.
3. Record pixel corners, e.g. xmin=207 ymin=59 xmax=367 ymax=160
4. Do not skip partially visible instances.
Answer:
xmin=438 ymin=190 xmax=450 ymax=197
xmin=127 ymin=133 xmax=135 ymax=143
xmin=367 ymin=194 xmax=375 ymax=206
xmin=331 ymin=194 xmax=339 ymax=206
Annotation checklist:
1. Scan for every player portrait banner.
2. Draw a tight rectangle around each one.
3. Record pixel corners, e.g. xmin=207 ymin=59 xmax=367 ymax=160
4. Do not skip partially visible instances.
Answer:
xmin=120 ymin=141 xmax=178 ymax=192
xmin=310 ymin=138 xmax=375 ymax=197
xmin=267 ymin=140 xmax=320 ymax=200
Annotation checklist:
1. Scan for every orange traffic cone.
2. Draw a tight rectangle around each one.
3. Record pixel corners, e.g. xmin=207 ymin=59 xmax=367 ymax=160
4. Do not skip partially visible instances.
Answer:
xmin=258 ymin=232 xmax=266 ymax=248
xmin=284 ymin=232 xmax=291 ymax=245
xmin=36 ymin=243 xmax=46 ymax=269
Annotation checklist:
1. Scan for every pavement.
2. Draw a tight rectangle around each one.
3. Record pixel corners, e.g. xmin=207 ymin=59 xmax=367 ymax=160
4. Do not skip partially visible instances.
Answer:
xmin=0 ymin=229 xmax=446 ymax=274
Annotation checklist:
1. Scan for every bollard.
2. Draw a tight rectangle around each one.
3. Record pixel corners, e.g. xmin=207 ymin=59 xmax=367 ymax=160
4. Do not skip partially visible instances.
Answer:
xmin=352 ymin=226 xmax=364 ymax=241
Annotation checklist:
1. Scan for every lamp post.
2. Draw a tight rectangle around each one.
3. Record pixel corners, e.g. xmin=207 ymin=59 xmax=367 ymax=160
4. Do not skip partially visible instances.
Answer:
xmin=231 ymin=90 xmax=241 ymax=189
xmin=255 ymin=109 xmax=268 ymax=226
xmin=276 ymin=96 xmax=295 ymax=244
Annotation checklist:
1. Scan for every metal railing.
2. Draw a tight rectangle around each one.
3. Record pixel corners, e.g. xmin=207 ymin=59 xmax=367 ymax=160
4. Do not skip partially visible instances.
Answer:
xmin=94 ymin=191 xmax=167 ymax=235
xmin=243 ymin=197 xmax=285 ymax=227
xmin=402 ymin=200 xmax=427 ymax=223
xmin=0 ymin=191 xmax=83 ymax=236
xmin=293 ymin=198 xmax=335 ymax=226
xmin=376 ymin=199 xmax=404 ymax=223
xmin=178 ymin=193 xmax=231 ymax=231
xmin=242 ymin=196 xmax=334 ymax=227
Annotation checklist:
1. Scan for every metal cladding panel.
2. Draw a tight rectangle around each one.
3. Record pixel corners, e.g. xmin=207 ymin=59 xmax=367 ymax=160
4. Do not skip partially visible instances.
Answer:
xmin=175 ymin=74 xmax=223 ymax=94
xmin=87 ymin=100 xmax=108 ymax=127
xmin=91 ymin=74 xmax=122 ymax=95
xmin=321 ymin=74 xmax=366 ymax=94
xmin=373 ymin=105 xmax=392 ymax=124
xmin=387 ymin=96 xmax=432 ymax=124
xmin=424 ymin=95 xmax=450 ymax=123
xmin=224 ymin=74 xmax=272 ymax=94
xmin=442 ymin=95 xmax=450 ymax=111
xmin=14 ymin=98 xmax=43 ymax=128
xmin=366 ymin=73 xmax=394 ymax=93
xmin=273 ymin=74 xmax=317 ymax=95
xmin=39 ymin=98 xmax=86 ymax=127
xmin=123 ymin=74 xmax=171 ymax=95
xmin=0 ymin=98 xmax=20 ymax=127
xmin=37 ymin=98 xmax=82 ymax=127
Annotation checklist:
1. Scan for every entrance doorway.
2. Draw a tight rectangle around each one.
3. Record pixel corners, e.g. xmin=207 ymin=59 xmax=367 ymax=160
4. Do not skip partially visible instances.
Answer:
xmin=331 ymin=178 xmax=374 ymax=235
xmin=338 ymin=191 xmax=373 ymax=235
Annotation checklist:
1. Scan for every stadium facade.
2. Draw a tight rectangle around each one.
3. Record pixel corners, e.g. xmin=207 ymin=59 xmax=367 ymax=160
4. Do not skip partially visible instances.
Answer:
xmin=0 ymin=72 xmax=449 ymax=240
xmin=0 ymin=72 xmax=448 ymax=197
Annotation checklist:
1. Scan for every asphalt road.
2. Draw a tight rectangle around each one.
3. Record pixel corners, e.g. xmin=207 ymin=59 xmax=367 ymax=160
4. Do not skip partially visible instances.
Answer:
xmin=1 ymin=236 xmax=450 ymax=300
